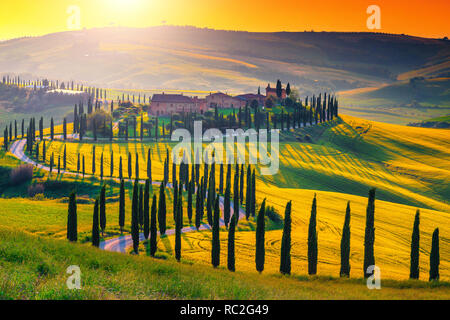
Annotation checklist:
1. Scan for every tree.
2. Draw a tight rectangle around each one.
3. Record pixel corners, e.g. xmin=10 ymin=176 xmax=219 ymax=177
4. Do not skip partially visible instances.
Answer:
xmin=128 ymin=152 xmax=132 ymax=179
xmin=119 ymin=156 xmax=123 ymax=180
xmin=195 ymin=186 xmax=202 ymax=230
xmin=340 ymin=201 xmax=351 ymax=277
xmin=219 ymin=163 xmax=224 ymax=194
xmin=138 ymin=185 xmax=144 ymax=230
xmin=363 ymin=188 xmax=376 ymax=278
xmin=147 ymin=149 xmax=152 ymax=182
xmin=276 ymin=80 xmax=282 ymax=99
xmin=131 ymin=180 xmax=140 ymax=254
xmin=63 ymin=118 xmax=67 ymax=140
xmin=144 ymin=180 xmax=150 ymax=239
xmin=280 ymin=201 xmax=292 ymax=275
xmin=100 ymin=184 xmax=106 ymax=236
xmin=245 ymin=165 xmax=251 ymax=219
xmin=92 ymin=197 xmax=100 ymax=247
xmin=135 ymin=152 xmax=139 ymax=181
xmin=175 ymin=187 xmax=182 ymax=262
xmin=173 ymin=180 xmax=178 ymax=222
xmin=100 ymin=153 xmax=104 ymax=180
xmin=228 ymin=214 xmax=236 ymax=272
xmin=224 ymin=173 xmax=231 ymax=227
xmin=255 ymin=198 xmax=266 ymax=273
xmin=211 ymin=197 xmax=220 ymax=268
xmin=429 ymin=228 xmax=440 ymax=281
xmin=67 ymin=191 xmax=77 ymax=242
xmin=158 ymin=183 xmax=167 ymax=235
xmin=410 ymin=210 xmax=420 ymax=280
xmin=110 ymin=151 xmax=114 ymax=177
xmin=233 ymin=168 xmax=240 ymax=223
xmin=63 ymin=145 xmax=67 ymax=171
xmin=150 ymin=194 xmax=158 ymax=257
xmin=286 ymin=82 xmax=291 ymax=96
xmin=119 ymin=179 xmax=125 ymax=233
xmin=92 ymin=146 xmax=96 ymax=174
xmin=187 ymin=180 xmax=193 ymax=223
xmin=50 ymin=117 xmax=54 ymax=140
xmin=251 ymin=169 xmax=256 ymax=217
xmin=239 ymin=164 xmax=244 ymax=204
xmin=308 ymin=194 xmax=318 ymax=275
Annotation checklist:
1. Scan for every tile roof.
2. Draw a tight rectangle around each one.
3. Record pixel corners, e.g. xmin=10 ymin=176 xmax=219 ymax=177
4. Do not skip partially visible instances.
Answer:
xmin=151 ymin=94 xmax=193 ymax=103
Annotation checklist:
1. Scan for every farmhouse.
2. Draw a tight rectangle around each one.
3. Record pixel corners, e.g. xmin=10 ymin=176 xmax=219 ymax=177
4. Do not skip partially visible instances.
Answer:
xmin=150 ymin=93 xmax=206 ymax=115
xmin=205 ymin=92 xmax=245 ymax=109
xmin=234 ymin=93 xmax=266 ymax=106
xmin=266 ymin=83 xmax=286 ymax=99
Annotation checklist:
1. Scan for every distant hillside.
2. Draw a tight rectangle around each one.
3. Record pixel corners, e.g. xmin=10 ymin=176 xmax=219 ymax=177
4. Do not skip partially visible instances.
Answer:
xmin=408 ymin=114 xmax=450 ymax=128
xmin=339 ymin=77 xmax=450 ymax=124
xmin=0 ymin=26 xmax=449 ymax=94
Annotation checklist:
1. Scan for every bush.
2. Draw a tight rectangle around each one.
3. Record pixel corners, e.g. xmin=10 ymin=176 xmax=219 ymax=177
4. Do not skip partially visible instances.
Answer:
xmin=265 ymin=205 xmax=283 ymax=224
xmin=28 ymin=183 xmax=45 ymax=197
xmin=9 ymin=164 xmax=33 ymax=186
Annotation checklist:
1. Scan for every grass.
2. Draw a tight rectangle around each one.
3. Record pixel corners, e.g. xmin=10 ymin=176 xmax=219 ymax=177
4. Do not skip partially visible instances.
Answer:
xmin=0 ymin=226 xmax=449 ymax=300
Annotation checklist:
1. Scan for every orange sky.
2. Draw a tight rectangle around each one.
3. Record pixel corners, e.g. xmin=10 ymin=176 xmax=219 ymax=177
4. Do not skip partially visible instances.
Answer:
xmin=0 ymin=0 xmax=449 ymax=40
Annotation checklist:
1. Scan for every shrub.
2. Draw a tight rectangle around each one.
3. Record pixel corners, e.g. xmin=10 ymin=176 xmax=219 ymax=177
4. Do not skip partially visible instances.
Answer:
xmin=9 ymin=164 xmax=33 ymax=185
xmin=265 ymin=205 xmax=283 ymax=224
xmin=28 ymin=183 xmax=45 ymax=197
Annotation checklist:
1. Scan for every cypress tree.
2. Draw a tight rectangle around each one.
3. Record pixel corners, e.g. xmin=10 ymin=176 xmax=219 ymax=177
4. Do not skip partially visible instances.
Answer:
xmin=410 ymin=210 xmax=420 ymax=280
xmin=158 ymin=182 xmax=167 ymax=235
xmin=251 ymin=169 xmax=256 ymax=217
xmin=206 ymin=175 xmax=214 ymax=226
xmin=308 ymin=194 xmax=318 ymax=275
xmin=92 ymin=197 xmax=100 ymax=247
xmin=173 ymin=180 xmax=178 ymax=222
xmin=144 ymin=180 xmax=150 ymax=239
xmin=245 ymin=165 xmax=251 ymax=219
xmin=100 ymin=153 xmax=104 ymax=180
xmin=195 ymin=186 xmax=202 ymax=230
xmin=100 ymin=184 xmax=106 ymax=236
xmin=429 ymin=228 xmax=440 ymax=281
xmin=228 ymin=214 xmax=236 ymax=272
xmin=67 ymin=191 xmax=77 ymax=242
xmin=280 ymin=201 xmax=292 ymax=275
xmin=233 ymin=169 xmax=240 ymax=223
xmin=119 ymin=156 xmax=123 ymax=180
xmin=77 ymin=153 xmax=80 ymax=173
xmin=92 ymin=146 xmax=96 ymax=174
xmin=119 ymin=179 xmax=125 ymax=233
xmin=110 ymin=151 xmax=114 ymax=177
xmin=57 ymin=155 xmax=61 ymax=174
xmin=131 ymin=180 xmax=140 ymax=254
xmin=211 ymin=197 xmax=220 ymax=268
xmin=187 ymin=180 xmax=193 ymax=223
xmin=50 ymin=117 xmax=54 ymax=140
xmin=147 ymin=148 xmax=152 ymax=182
xmin=63 ymin=145 xmax=67 ymax=171
xmin=150 ymin=194 xmax=157 ymax=256
xmin=82 ymin=155 xmax=85 ymax=177
xmin=255 ymin=198 xmax=266 ymax=273
xmin=138 ymin=185 xmax=144 ymax=230
xmin=219 ymin=163 xmax=224 ymax=194
xmin=175 ymin=187 xmax=182 ymax=262
xmin=50 ymin=152 xmax=54 ymax=173
xmin=340 ymin=201 xmax=351 ymax=277
xmin=63 ymin=117 xmax=67 ymax=140
xmin=128 ymin=152 xmax=132 ymax=179
xmin=240 ymin=164 xmax=244 ymax=204
xmin=363 ymin=188 xmax=376 ymax=278
xmin=224 ymin=172 xmax=231 ymax=227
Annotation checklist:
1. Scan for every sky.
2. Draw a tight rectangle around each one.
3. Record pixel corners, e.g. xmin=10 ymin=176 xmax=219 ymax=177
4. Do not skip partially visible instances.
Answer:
xmin=0 ymin=0 xmax=449 ymax=40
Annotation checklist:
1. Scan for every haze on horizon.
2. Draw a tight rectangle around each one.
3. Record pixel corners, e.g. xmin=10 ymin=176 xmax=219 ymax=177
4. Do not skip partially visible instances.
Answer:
xmin=0 ymin=0 xmax=449 ymax=41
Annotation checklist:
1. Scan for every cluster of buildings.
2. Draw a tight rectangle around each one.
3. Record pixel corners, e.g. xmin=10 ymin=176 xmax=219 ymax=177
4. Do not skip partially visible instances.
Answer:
xmin=148 ymin=83 xmax=286 ymax=116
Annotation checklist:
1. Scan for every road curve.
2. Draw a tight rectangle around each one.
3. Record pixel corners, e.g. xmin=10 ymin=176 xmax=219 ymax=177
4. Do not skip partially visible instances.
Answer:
xmin=9 ymin=137 xmax=246 ymax=254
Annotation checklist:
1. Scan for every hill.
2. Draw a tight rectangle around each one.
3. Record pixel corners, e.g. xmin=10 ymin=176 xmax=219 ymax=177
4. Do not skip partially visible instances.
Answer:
xmin=1 ymin=26 xmax=449 ymax=95
xmin=339 ymin=78 xmax=450 ymax=124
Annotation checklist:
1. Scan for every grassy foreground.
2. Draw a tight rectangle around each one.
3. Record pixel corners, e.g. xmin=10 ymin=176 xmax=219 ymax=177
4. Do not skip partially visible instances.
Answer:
xmin=0 ymin=226 xmax=448 ymax=300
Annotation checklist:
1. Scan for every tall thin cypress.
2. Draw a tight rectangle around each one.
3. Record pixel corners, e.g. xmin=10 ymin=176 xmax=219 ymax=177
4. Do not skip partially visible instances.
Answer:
xmin=245 ymin=165 xmax=251 ymax=219
xmin=150 ymin=194 xmax=158 ymax=256
xmin=119 ymin=179 xmax=125 ymax=233
xmin=92 ymin=197 xmax=100 ymax=247
xmin=410 ymin=210 xmax=420 ymax=279
xmin=251 ymin=169 xmax=256 ymax=217
xmin=340 ymin=201 xmax=351 ymax=277
xmin=429 ymin=228 xmax=440 ymax=281
xmin=158 ymin=182 xmax=167 ymax=235
xmin=255 ymin=198 xmax=266 ymax=273
xmin=228 ymin=214 xmax=236 ymax=272
xmin=131 ymin=180 xmax=140 ymax=254
xmin=233 ymin=169 xmax=240 ymax=223
xmin=280 ymin=201 xmax=292 ymax=275
xmin=211 ymin=197 xmax=220 ymax=268
xmin=147 ymin=148 xmax=152 ymax=182
xmin=144 ymin=180 xmax=150 ymax=239
xmin=100 ymin=184 xmax=106 ymax=236
xmin=187 ymin=180 xmax=193 ymax=223
xmin=224 ymin=173 xmax=231 ymax=227
xmin=67 ymin=191 xmax=77 ymax=242
xmin=363 ymin=188 xmax=376 ymax=278
xmin=195 ymin=186 xmax=202 ymax=230
xmin=308 ymin=194 xmax=318 ymax=275
xmin=175 ymin=187 xmax=182 ymax=262
xmin=138 ymin=185 xmax=144 ymax=230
